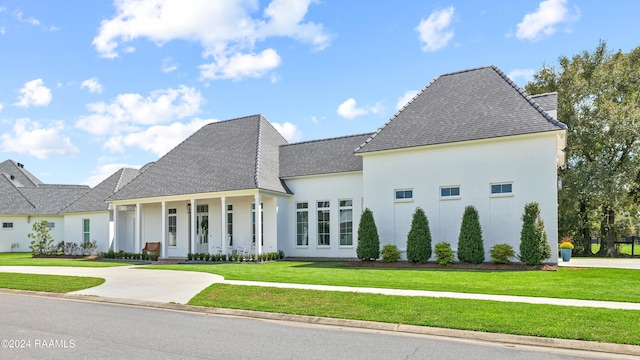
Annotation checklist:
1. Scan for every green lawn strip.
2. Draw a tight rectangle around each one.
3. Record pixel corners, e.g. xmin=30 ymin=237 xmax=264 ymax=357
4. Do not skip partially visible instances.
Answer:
xmin=0 ymin=252 xmax=144 ymax=267
xmin=0 ymin=272 xmax=104 ymax=293
xmin=151 ymin=262 xmax=640 ymax=303
xmin=190 ymin=284 xmax=640 ymax=345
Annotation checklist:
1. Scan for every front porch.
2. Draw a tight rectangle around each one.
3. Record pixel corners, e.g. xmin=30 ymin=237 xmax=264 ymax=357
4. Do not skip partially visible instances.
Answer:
xmin=109 ymin=190 xmax=281 ymax=259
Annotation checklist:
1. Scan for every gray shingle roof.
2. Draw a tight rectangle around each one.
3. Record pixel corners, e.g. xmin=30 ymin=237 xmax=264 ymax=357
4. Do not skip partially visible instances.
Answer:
xmin=280 ymin=133 xmax=373 ymax=178
xmin=356 ymin=66 xmax=567 ymax=154
xmin=531 ymin=92 xmax=558 ymax=115
xmin=18 ymin=185 xmax=90 ymax=215
xmin=62 ymin=168 xmax=140 ymax=213
xmin=0 ymin=174 xmax=36 ymax=214
xmin=110 ymin=115 xmax=289 ymax=201
xmin=0 ymin=159 xmax=43 ymax=187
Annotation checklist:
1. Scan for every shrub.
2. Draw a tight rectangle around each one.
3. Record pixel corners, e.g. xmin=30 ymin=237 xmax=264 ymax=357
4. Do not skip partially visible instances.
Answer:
xmin=278 ymin=250 xmax=285 ymax=259
xmin=356 ymin=208 xmax=380 ymax=261
xmin=519 ymin=202 xmax=550 ymax=265
xmin=490 ymin=244 xmax=515 ymax=264
xmin=406 ymin=207 xmax=432 ymax=263
xmin=28 ymin=220 xmax=55 ymax=256
xmin=457 ymin=206 xmax=485 ymax=264
xmin=204 ymin=253 xmax=211 ymax=261
xmin=381 ymin=244 xmax=401 ymax=263
xmin=434 ymin=242 xmax=455 ymax=265
xmin=81 ymin=240 xmax=98 ymax=255
xmin=64 ymin=242 xmax=79 ymax=256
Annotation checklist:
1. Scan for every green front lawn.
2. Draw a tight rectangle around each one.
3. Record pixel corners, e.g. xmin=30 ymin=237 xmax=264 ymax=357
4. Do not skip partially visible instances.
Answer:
xmin=0 ymin=252 xmax=144 ymax=267
xmin=0 ymin=272 xmax=104 ymax=293
xmin=152 ymin=261 xmax=640 ymax=303
xmin=190 ymin=284 xmax=640 ymax=345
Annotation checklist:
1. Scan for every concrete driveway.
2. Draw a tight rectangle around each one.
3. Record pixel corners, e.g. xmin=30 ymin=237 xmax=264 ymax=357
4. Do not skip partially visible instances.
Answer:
xmin=0 ymin=265 xmax=222 ymax=304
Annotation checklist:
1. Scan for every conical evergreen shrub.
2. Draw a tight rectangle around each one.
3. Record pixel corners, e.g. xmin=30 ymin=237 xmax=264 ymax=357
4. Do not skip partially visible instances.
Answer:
xmin=520 ymin=202 xmax=543 ymax=265
xmin=457 ymin=205 xmax=485 ymax=264
xmin=357 ymin=208 xmax=380 ymax=260
xmin=537 ymin=216 xmax=552 ymax=261
xmin=406 ymin=207 xmax=432 ymax=263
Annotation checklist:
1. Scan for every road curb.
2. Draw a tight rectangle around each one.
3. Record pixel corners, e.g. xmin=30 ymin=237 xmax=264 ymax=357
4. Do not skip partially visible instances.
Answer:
xmin=2 ymin=288 xmax=639 ymax=357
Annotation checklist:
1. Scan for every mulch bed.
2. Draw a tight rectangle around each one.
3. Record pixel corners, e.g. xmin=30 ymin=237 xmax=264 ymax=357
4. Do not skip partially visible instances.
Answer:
xmin=342 ymin=261 xmax=556 ymax=271
xmin=32 ymin=254 xmax=102 ymax=259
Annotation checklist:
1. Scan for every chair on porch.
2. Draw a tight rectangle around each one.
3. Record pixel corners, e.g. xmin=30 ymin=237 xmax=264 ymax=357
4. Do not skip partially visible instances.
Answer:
xmin=236 ymin=237 xmax=253 ymax=258
xmin=142 ymin=242 xmax=161 ymax=257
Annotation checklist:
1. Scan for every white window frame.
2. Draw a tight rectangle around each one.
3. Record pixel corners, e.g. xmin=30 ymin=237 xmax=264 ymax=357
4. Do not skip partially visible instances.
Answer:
xmin=394 ymin=189 xmax=414 ymax=202
xmin=296 ymin=202 xmax=309 ymax=247
xmin=317 ymin=200 xmax=330 ymax=247
xmin=46 ymin=222 xmax=56 ymax=229
xmin=339 ymin=199 xmax=353 ymax=247
xmin=82 ymin=219 xmax=90 ymax=243
xmin=168 ymin=208 xmax=177 ymax=247
xmin=227 ymin=204 xmax=233 ymax=246
xmin=490 ymin=182 xmax=514 ymax=197
xmin=2 ymin=222 xmax=14 ymax=229
xmin=440 ymin=186 xmax=461 ymax=200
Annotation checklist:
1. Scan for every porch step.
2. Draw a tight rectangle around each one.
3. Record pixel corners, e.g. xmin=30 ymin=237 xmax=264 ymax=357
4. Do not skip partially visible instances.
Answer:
xmin=153 ymin=257 xmax=187 ymax=265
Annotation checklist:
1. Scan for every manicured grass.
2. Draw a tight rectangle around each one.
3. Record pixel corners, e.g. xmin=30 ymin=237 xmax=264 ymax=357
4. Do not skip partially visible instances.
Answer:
xmin=0 ymin=272 xmax=104 ymax=293
xmin=152 ymin=261 xmax=640 ymax=303
xmin=190 ymin=284 xmax=640 ymax=345
xmin=0 ymin=252 xmax=144 ymax=267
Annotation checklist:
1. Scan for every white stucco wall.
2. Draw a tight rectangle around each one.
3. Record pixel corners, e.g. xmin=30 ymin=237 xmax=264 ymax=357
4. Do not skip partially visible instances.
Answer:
xmin=282 ymin=172 xmax=363 ymax=258
xmin=361 ymin=133 xmax=560 ymax=263
xmin=0 ymin=215 xmax=65 ymax=252
xmin=63 ymin=212 xmax=111 ymax=252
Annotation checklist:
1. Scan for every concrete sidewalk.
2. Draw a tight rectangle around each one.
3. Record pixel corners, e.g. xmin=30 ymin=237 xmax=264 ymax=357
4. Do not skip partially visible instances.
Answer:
xmin=558 ymin=257 xmax=640 ymax=270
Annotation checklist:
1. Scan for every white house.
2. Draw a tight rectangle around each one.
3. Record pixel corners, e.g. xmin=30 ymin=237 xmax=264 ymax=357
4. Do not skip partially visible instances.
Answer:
xmin=1 ymin=66 xmax=566 ymax=262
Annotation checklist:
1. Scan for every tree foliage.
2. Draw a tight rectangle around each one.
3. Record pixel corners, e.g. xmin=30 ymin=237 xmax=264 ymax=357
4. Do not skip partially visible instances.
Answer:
xmin=28 ymin=220 xmax=55 ymax=256
xmin=525 ymin=41 xmax=640 ymax=256
xmin=356 ymin=208 xmax=380 ymax=260
xmin=519 ymin=202 xmax=551 ymax=265
xmin=457 ymin=205 xmax=485 ymax=264
xmin=406 ymin=207 xmax=432 ymax=263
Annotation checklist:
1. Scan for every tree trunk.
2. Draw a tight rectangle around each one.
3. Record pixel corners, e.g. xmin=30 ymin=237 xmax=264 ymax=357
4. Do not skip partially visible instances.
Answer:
xmin=597 ymin=208 xmax=618 ymax=257
xmin=579 ymin=201 xmax=592 ymax=256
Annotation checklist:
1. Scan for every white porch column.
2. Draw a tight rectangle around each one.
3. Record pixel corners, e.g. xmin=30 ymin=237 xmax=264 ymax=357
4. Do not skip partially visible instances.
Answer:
xmin=111 ymin=206 xmax=117 ymax=251
xmin=221 ymin=196 xmax=227 ymax=256
xmin=255 ymin=193 xmax=262 ymax=255
xmin=135 ymin=203 xmax=142 ymax=253
xmin=161 ymin=201 xmax=167 ymax=258
xmin=190 ymin=198 xmax=196 ymax=255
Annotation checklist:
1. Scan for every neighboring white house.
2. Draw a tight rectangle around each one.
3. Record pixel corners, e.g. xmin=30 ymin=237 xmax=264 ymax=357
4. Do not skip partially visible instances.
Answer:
xmin=1 ymin=66 xmax=566 ymax=262
xmin=0 ymin=160 xmax=89 ymax=252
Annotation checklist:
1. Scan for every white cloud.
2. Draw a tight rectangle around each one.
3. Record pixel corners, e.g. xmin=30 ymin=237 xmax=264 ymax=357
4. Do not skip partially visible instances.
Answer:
xmin=396 ymin=90 xmax=419 ymax=111
xmin=516 ymin=0 xmax=579 ymax=41
xmin=81 ymin=77 xmax=103 ymax=94
xmin=161 ymin=57 xmax=179 ymax=73
xmin=13 ymin=9 xmax=40 ymax=26
xmin=415 ymin=6 xmax=455 ymax=52
xmin=0 ymin=118 xmax=79 ymax=159
xmin=337 ymin=98 xmax=383 ymax=120
xmin=76 ymin=85 xmax=204 ymax=135
xmin=92 ymin=0 xmax=330 ymax=80
xmin=103 ymin=118 xmax=216 ymax=156
xmin=0 ymin=27 xmax=5 ymax=35
xmin=15 ymin=79 xmax=52 ymax=108
xmin=507 ymin=69 xmax=535 ymax=84
xmin=272 ymin=122 xmax=302 ymax=142
xmin=0 ymin=103 xmax=3 ymax=112
xmin=83 ymin=163 xmax=141 ymax=187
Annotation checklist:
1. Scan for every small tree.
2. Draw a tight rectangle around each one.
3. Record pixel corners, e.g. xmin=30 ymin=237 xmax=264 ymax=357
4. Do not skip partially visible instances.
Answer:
xmin=537 ymin=217 xmax=552 ymax=261
xmin=357 ymin=208 xmax=380 ymax=260
xmin=457 ymin=205 xmax=485 ymax=264
xmin=406 ymin=207 xmax=432 ymax=263
xmin=28 ymin=220 xmax=54 ymax=256
xmin=520 ymin=202 xmax=544 ymax=265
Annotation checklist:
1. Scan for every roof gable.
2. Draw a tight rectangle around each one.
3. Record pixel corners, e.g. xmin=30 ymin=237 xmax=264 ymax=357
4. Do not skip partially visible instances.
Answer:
xmin=110 ymin=115 xmax=289 ymax=201
xmin=356 ymin=66 xmax=566 ymax=154
xmin=0 ymin=159 xmax=43 ymax=187
xmin=62 ymin=168 xmax=140 ymax=213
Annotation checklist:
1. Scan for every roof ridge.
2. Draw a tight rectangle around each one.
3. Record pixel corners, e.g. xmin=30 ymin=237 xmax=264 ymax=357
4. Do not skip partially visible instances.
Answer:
xmin=283 ymin=132 xmax=374 ymax=147
xmin=14 ymin=184 xmax=38 ymax=211
xmin=490 ymin=66 xmax=567 ymax=129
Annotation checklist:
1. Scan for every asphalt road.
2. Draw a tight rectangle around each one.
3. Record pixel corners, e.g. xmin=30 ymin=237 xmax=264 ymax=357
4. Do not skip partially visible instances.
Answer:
xmin=0 ymin=293 xmax=633 ymax=360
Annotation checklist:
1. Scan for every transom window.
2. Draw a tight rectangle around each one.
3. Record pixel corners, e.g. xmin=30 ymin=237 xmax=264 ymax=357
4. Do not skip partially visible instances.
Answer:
xmin=46 ymin=222 xmax=55 ymax=229
xmin=196 ymin=204 xmax=209 ymax=213
xmin=317 ymin=201 xmax=330 ymax=246
xmin=296 ymin=202 xmax=309 ymax=246
xmin=395 ymin=189 xmax=413 ymax=201
xmin=339 ymin=199 xmax=353 ymax=246
xmin=2 ymin=222 xmax=13 ymax=229
xmin=491 ymin=183 xmax=513 ymax=195
xmin=440 ymin=186 xmax=461 ymax=198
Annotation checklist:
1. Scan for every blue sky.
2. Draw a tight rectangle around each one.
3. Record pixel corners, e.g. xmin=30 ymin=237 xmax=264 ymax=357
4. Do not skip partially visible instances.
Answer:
xmin=0 ymin=0 xmax=638 ymax=186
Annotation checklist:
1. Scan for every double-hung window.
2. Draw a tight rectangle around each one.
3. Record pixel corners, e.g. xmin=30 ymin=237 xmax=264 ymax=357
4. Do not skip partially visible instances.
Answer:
xmin=339 ymin=199 xmax=353 ymax=246
xmin=317 ymin=201 xmax=330 ymax=246
xmin=296 ymin=202 xmax=309 ymax=246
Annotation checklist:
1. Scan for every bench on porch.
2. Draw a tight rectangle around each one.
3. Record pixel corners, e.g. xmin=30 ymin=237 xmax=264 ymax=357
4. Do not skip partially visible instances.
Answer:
xmin=142 ymin=242 xmax=161 ymax=256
